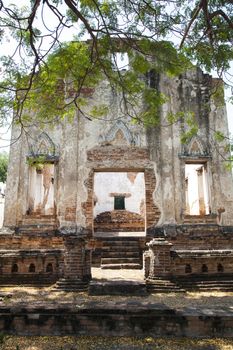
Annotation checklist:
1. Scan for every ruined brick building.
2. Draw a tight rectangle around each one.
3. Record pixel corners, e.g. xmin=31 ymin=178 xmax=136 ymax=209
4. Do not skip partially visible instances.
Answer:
xmin=1 ymin=53 xmax=233 ymax=291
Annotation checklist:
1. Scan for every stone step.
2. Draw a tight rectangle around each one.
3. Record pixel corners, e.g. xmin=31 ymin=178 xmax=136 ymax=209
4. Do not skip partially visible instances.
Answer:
xmin=18 ymin=230 xmax=56 ymax=234
xmin=22 ymin=214 xmax=56 ymax=217
xmin=177 ymin=278 xmax=233 ymax=284
xmin=102 ymin=241 xmax=139 ymax=246
xmin=179 ymin=281 xmax=233 ymax=286
xmin=146 ymin=279 xmax=185 ymax=293
xmin=101 ymin=257 xmax=140 ymax=264
xmin=147 ymin=288 xmax=183 ymax=293
xmin=183 ymin=215 xmax=217 ymax=223
xmin=176 ymin=275 xmax=233 ymax=291
xmin=54 ymin=283 xmax=88 ymax=288
xmin=98 ymin=237 xmax=142 ymax=269
xmin=89 ymin=280 xmax=147 ymax=296
xmin=146 ymin=284 xmax=182 ymax=290
xmin=182 ymin=283 xmax=233 ymax=291
xmin=102 ymin=248 xmax=140 ymax=254
xmin=101 ymin=263 xmax=142 ymax=269
xmin=100 ymin=237 xmax=140 ymax=241
xmin=148 ymin=280 xmax=181 ymax=286
xmin=53 ymin=279 xmax=89 ymax=292
xmin=18 ymin=225 xmax=57 ymax=233
xmin=21 ymin=219 xmax=57 ymax=224
xmin=189 ymin=285 xmax=233 ymax=289
xmin=177 ymin=274 xmax=233 ymax=280
xmin=182 ymin=286 xmax=233 ymax=292
xmin=102 ymin=242 xmax=139 ymax=248
xmin=101 ymin=251 xmax=140 ymax=258
xmin=19 ymin=217 xmax=57 ymax=226
xmin=55 ymin=278 xmax=88 ymax=284
xmin=183 ymin=221 xmax=217 ymax=225
xmin=182 ymin=229 xmax=220 ymax=235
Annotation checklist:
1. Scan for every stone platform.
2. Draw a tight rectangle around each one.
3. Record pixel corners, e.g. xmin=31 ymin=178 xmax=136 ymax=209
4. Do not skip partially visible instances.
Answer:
xmin=89 ymin=279 xmax=148 ymax=295
xmin=0 ymin=297 xmax=233 ymax=338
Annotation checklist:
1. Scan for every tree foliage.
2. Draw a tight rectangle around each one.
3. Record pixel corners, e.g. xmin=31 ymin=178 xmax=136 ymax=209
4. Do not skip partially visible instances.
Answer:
xmin=0 ymin=0 xmax=232 ymax=140
xmin=0 ymin=152 xmax=8 ymax=183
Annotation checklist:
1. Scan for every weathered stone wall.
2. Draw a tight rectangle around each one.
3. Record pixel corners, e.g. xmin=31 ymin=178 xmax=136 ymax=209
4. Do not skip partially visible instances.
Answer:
xmin=148 ymin=68 xmax=233 ymax=226
xmin=0 ymin=233 xmax=64 ymax=283
xmin=4 ymin=128 xmax=28 ymax=227
xmin=84 ymin=146 xmax=160 ymax=233
xmin=0 ymin=303 xmax=232 ymax=338
xmin=171 ymin=254 xmax=233 ymax=276
xmin=145 ymin=224 xmax=233 ymax=278
xmin=4 ymin=65 xmax=233 ymax=231
xmin=149 ymin=224 xmax=233 ymax=249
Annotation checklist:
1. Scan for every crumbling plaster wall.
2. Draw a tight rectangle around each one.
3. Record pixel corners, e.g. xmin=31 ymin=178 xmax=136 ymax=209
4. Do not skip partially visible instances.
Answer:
xmin=4 ymin=67 xmax=233 ymax=229
xmin=208 ymin=81 xmax=233 ymax=225
xmin=56 ymin=119 xmax=79 ymax=227
xmin=4 ymin=127 xmax=29 ymax=227
xmin=73 ymin=79 xmax=149 ymax=230
xmin=148 ymin=67 xmax=233 ymax=225
xmin=4 ymin=123 xmax=62 ymax=227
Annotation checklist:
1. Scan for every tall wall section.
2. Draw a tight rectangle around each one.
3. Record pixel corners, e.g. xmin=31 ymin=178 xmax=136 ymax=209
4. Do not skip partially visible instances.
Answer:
xmin=4 ymin=67 xmax=233 ymax=231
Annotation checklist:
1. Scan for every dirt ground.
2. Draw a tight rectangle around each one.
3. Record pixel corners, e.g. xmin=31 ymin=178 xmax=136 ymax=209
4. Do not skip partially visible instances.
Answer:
xmin=1 ymin=285 xmax=233 ymax=312
xmin=0 ymin=287 xmax=232 ymax=350
xmin=0 ymin=336 xmax=233 ymax=350
xmin=0 ymin=267 xmax=232 ymax=309
xmin=0 ymin=269 xmax=233 ymax=349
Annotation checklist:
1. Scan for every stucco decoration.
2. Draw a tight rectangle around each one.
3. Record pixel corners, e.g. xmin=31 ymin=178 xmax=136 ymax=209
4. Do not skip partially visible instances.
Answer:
xmin=29 ymin=132 xmax=57 ymax=157
xmin=100 ymin=120 xmax=140 ymax=146
xmin=182 ymin=136 xmax=209 ymax=157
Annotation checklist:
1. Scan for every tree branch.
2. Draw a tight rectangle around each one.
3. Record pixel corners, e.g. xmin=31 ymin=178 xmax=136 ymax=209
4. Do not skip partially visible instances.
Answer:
xmin=209 ymin=9 xmax=233 ymax=30
xmin=180 ymin=0 xmax=204 ymax=48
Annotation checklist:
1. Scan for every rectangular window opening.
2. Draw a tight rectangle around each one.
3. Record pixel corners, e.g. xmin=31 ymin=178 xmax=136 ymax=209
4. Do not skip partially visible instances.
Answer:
xmin=185 ymin=163 xmax=210 ymax=215
xmin=114 ymin=196 xmax=125 ymax=210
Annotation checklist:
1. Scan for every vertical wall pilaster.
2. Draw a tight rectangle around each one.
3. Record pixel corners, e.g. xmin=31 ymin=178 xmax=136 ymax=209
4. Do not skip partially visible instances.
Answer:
xmin=63 ymin=235 xmax=91 ymax=281
xmin=144 ymin=238 xmax=173 ymax=279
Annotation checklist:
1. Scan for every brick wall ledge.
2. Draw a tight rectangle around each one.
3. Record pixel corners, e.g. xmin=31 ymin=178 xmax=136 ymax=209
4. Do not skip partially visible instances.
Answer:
xmin=148 ymin=224 xmax=233 ymax=237
xmin=0 ymin=249 xmax=64 ymax=257
xmin=0 ymin=301 xmax=232 ymax=337
xmin=172 ymin=249 xmax=233 ymax=258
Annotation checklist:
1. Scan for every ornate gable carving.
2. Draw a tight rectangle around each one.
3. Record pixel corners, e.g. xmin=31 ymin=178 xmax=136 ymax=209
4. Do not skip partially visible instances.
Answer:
xmin=100 ymin=120 xmax=140 ymax=146
xmin=188 ymin=137 xmax=205 ymax=155
xmin=181 ymin=136 xmax=210 ymax=157
xmin=29 ymin=132 xmax=57 ymax=157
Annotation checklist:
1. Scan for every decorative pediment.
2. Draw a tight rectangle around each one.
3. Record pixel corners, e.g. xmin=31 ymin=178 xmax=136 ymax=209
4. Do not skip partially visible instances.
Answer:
xmin=29 ymin=132 xmax=57 ymax=157
xmin=181 ymin=136 xmax=210 ymax=157
xmin=100 ymin=120 xmax=140 ymax=146
xmin=188 ymin=137 xmax=205 ymax=155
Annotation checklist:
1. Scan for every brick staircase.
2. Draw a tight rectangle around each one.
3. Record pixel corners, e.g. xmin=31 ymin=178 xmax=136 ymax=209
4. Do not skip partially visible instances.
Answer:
xmin=52 ymin=278 xmax=89 ymax=292
xmin=183 ymin=214 xmax=217 ymax=224
xmin=176 ymin=274 xmax=233 ymax=292
xmin=94 ymin=210 xmax=145 ymax=232
xmin=146 ymin=278 xmax=185 ymax=293
xmin=89 ymin=279 xmax=147 ymax=295
xmin=18 ymin=215 xmax=58 ymax=234
xmin=100 ymin=237 xmax=142 ymax=269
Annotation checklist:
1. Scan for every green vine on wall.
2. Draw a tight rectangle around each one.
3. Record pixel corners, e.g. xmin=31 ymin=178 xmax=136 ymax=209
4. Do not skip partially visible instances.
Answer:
xmin=26 ymin=155 xmax=47 ymax=171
